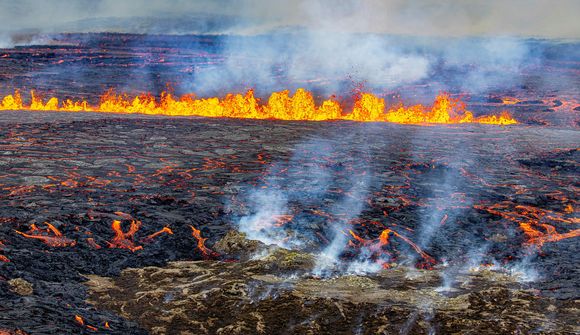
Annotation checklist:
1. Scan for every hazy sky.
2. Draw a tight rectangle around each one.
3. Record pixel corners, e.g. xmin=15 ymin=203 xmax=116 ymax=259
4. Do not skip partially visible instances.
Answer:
xmin=0 ymin=0 xmax=578 ymax=38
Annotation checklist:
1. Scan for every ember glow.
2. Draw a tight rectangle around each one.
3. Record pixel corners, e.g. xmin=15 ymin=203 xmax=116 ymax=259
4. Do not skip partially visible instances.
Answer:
xmin=0 ymin=241 xmax=9 ymax=262
xmin=190 ymin=225 xmax=218 ymax=259
xmin=348 ymin=227 xmax=436 ymax=269
xmin=107 ymin=220 xmax=143 ymax=252
xmin=15 ymin=223 xmax=76 ymax=247
xmin=0 ymin=89 xmax=517 ymax=125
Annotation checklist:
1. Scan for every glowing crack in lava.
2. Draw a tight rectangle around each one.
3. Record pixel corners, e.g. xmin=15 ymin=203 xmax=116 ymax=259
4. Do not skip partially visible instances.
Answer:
xmin=0 ymin=241 xmax=9 ymax=262
xmin=107 ymin=219 xmax=143 ymax=252
xmin=15 ymin=223 xmax=77 ymax=247
xmin=0 ymin=89 xmax=517 ymax=125
xmin=190 ymin=226 xmax=219 ymax=259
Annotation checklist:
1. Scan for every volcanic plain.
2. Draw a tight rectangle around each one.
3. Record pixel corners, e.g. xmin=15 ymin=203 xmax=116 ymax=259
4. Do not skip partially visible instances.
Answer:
xmin=0 ymin=111 xmax=577 ymax=334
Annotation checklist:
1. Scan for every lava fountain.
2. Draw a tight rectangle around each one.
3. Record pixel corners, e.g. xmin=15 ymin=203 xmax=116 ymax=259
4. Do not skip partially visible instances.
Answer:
xmin=0 ymin=89 xmax=517 ymax=125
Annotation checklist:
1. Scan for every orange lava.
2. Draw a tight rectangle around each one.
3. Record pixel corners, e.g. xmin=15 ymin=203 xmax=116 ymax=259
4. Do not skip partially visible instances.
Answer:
xmin=501 ymin=97 xmax=521 ymax=105
xmin=475 ymin=202 xmax=579 ymax=249
xmin=519 ymin=222 xmax=580 ymax=249
xmin=0 ymin=241 xmax=9 ymax=262
xmin=272 ymin=214 xmax=294 ymax=227
xmin=86 ymin=238 xmax=102 ymax=249
xmin=0 ymin=89 xmax=517 ymax=125
xmin=107 ymin=220 xmax=143 ymax=252
xmin=190 ymin=225 xmax=218 ymax=259
xmin=74 ymin=315 xmax=84 ymax=326
xmin=379 ymin=228 xmax=436 ymax=265
xmin=349 ymin=226 xmax=435 ymax=267
xmin=14 ymin=223 xmax=76 ymax=247
xmin=75 ymin=315 xmax=98 ymax=332
xmin=143 ymin=226 xmax=174 ymax=242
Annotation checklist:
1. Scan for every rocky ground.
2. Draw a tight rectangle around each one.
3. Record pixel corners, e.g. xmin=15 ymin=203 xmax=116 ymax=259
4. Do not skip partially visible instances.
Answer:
xmin=86 ymin=231 xmax=579 ymax=335
xmin=0 ymin=111 xmax=578 ymax=334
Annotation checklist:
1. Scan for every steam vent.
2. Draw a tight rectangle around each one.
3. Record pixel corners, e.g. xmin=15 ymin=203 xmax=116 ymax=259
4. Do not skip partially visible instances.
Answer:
xmin=0 ymin=1 xmax=578 ymax=334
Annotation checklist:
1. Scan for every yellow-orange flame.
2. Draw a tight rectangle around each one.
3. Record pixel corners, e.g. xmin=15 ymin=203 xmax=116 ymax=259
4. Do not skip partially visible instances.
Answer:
xmin=0 ymin=89 xmax=517 ymax=125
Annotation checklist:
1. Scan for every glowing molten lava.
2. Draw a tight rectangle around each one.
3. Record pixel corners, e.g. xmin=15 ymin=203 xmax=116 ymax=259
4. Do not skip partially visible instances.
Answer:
xmin=0 ymin=241 xmax=9 ymax=262
xmin=143 ymin=226 xmax=174 ymax=243
xmin=0 ymin=89 xmax=517 ymax=125
xmin=519 ymin=222 xmax=580 ymax=249
xmin=348 ymin=226 xmax=436 ymax=268
xmin=75 ymin=315 xmax=98 ymax=332
xmin=475 ymin=202 xmax=579 ymax=249
xmin=190 ymin=225 xmax=218 ymax=259
xmin=501 ymin=97 xmax=521 ymax=105
xmin=15 ymin=223 xmax=76 ymax=247
xmin=107 ymin=220 xmax=143 ymax=252
xmin=74 ymin=315 xmax=84 ymax=326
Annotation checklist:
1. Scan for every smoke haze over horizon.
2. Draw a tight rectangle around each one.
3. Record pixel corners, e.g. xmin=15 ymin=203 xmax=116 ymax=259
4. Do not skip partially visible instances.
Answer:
xmin=0 ymin=0 xmax=578 ymax=39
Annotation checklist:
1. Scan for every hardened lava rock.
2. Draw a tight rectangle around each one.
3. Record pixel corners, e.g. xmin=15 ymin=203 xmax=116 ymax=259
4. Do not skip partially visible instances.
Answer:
xmin=85 ymin=259 xmax=579 ymax=335
xmin=85 ymin=234 xmax=579 ymax=335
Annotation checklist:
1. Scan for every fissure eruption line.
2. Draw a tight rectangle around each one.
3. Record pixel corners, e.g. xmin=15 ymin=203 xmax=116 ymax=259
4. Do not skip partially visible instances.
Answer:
xmin=0 ymin=88 xmax=517 ymax=125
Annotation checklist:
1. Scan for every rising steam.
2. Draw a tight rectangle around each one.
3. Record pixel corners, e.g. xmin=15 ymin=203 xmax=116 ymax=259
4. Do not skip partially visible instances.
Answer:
xmin=232 ymin=133 xmax=375 ymax=275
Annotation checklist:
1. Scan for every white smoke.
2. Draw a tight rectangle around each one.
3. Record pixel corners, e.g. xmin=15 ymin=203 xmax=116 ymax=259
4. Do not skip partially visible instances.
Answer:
xmin=233 ymin=133 xmax=375 ymax=276
xmin=0 ymin=0 xmax=561 ymax=99
xmin=0 ymin=34 xmax=11 ymax=48
xmin=439 ymin=36 xmax=537 ymax=94
xmin=313 ymin=158 xmax=372 ymax=275
xmin=237 ymin=189 xmax=290 ymax=248
xmin=184 ymin=31 xmax=432 ymax=96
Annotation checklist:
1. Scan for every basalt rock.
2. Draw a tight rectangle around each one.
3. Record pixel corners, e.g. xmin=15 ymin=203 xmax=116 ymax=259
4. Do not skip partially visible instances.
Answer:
xmin=0 ymin=109 xmax=577 ymax=333
xmin=8 ymin=278 xmax=33 ymax=296
xmin=84 ymin=234 xmax=579 ymax=334
xmin=85 ymin=259 xmax=579 ymax=334
xmin=212 ymin=230 xmax=268 ymax=261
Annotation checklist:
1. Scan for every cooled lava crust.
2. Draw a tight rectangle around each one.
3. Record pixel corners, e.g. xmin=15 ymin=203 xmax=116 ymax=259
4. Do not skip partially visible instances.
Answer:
xmin=0 ymin=111 xmax=577 ymax=334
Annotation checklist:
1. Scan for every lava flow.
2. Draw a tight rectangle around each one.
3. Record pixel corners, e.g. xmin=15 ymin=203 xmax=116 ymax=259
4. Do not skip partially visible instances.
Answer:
xmin=0 ymin=89 xmax=518 ymax=125
xmin=107 ymin=220 xmax=143 ymax=252
xmin=475 ymin=202 xmax=579 ymax=249
xmin=0 ymin=241 xmax=9 ymax=262
xmin=348 ymin=227 xmax=436 ymax=269
xmin=15 ymin=223 xmax=76 ymax=247
xmin=190 ymin=226 xmax=219 ymax=259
